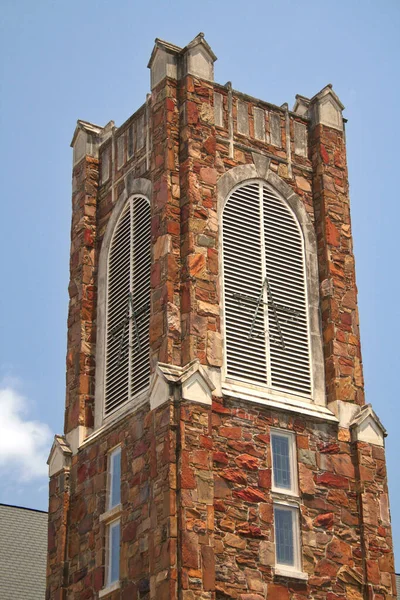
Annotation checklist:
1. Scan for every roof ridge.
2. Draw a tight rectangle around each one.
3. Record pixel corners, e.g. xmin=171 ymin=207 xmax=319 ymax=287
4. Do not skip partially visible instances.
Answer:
xmin=0 ymin=502 xmax=48 ymax=514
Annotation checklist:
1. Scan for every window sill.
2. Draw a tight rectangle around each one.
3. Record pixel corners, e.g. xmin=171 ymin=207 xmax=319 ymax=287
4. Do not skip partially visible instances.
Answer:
xmin=272 ymin=492 xmax=300 ymax=504
xmin=99 ymin=504 xmax=122 ymax=523
xmin=275 ymin=567 xmax=308 ymax=581
xmin=82 ymin=390 xmax=150 ymax=450
xmin=221 ymin=381 xmax=337 ymax=422
xmin=99 ymin=581 xmax=120 ymax=598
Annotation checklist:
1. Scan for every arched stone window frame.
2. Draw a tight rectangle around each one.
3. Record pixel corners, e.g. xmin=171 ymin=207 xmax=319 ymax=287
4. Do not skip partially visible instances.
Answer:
xmin=217 ymin=159 xmax=326 ymax=410
xmin=95 ymin=178 xmax=152 ymax=430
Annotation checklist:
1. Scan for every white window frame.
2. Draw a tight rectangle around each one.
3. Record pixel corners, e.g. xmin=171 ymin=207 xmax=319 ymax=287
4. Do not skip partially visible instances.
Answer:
xmin=271 ymin=429 xmax=298 ymax=496
xmin=217 ymin=166 xmax=327 ymax=414
xmin=273 ymin=502 xmax=304 ymax=578
xmin=102 ymin=194 xmax=151 ymax=421
xmin=94 ymin=179 xmax=152 ymax=432
xmin=108 ymin=446 xmax=121 ymax=511
xmin=220 ymin=179 xmax=314 ymax=403
xmin=105 ymin=519 xmax=121 ymax=587
xmin=99 ymin=447 xmax=123 ymax=597
xmin=270 ymin=428 xmax=307 ymax=580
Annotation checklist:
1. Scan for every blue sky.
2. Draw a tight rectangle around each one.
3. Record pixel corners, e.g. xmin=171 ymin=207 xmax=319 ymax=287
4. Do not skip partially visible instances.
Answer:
xmin=1 ymin=0 xmax=399 ymax=567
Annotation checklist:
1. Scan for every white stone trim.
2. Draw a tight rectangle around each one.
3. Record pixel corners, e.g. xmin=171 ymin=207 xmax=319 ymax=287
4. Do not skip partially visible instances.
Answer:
xmin=65 ymin=426 xmax=91 ymax=455
xmin=80 ymin=394 xmax=150 ymax=451
xmin=328 ymin=400 xmax=360 ymax=428
xmin=217 ymin=162 xmax=326 ymax=409
xmin=47 ymin=435 xmax=72 ymax=476
xmin=95 ymin=178 xmax=152 ymax=431
xmin=309 ymin=84 xmax=344 ymax=132
xmin=99 ymin=504 xmax=122 ymax=523
xmin=221 ymin=382 xmax=337 ymax=422
xmin=149 ymin=360 xmax=215 ymax=410
xmin=275 ymin=567 xmax=308 ymax=581
xmin=350 ymin=404 xmax=387 ymax=447
xmin=99 ymin=580 xmax=120 ymax=598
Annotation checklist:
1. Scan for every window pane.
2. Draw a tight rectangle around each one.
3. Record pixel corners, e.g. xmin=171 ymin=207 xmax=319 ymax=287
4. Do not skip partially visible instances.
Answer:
xmin=272 ymin=434 xmax=291 ymax=489
xmin=275 ymin=507 xmax=294 ymax=566
xmin=110 ymin=449 xmax=121 ymax=508
xmin=109 ymin=522 xmax=120 ymax=584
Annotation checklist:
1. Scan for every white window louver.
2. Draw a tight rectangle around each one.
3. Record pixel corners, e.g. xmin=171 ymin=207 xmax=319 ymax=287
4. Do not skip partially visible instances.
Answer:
xmin=105 ymin=196 xmax=151 ymax=416
xmin=222 ymin=182 xmax=311 ymax=397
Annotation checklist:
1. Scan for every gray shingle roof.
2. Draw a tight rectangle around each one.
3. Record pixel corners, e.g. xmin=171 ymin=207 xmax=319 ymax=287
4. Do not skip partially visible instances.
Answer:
xmin=0 ymin=504 xmax=47 ymax=600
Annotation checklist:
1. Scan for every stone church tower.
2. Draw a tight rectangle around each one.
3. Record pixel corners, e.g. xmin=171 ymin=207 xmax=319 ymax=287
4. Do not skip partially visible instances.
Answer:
xmin=46 ymin=34 xmax=396 ymax=600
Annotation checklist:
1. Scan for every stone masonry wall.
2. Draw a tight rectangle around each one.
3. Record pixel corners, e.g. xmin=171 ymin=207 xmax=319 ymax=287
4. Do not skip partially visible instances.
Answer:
xmin=47 ymin=467 xmax=71 ymax=599
xmin=49 ymin=41 xmax=396 ymax=600
xmin=52 ymin=403 xmax=178 ymax=600
xmin=209 ymin=396 xmax=396 ymax=599
xmin=65 ymin=156 xmax=98 ymax=434
xmin=310 ymin=123 xmax=364 ymax=408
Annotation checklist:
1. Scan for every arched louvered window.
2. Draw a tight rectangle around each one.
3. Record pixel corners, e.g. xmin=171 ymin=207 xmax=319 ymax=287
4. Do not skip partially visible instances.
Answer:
xmin=104 ymin=195 xmax=151 ymax=416
xmin=222 ymin=181 xmax=312 ymax=397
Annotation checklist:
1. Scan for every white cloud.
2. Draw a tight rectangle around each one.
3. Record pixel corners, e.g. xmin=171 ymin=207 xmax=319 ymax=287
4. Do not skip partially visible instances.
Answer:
xmin=0 ymin=383 xmax=52 ymax=480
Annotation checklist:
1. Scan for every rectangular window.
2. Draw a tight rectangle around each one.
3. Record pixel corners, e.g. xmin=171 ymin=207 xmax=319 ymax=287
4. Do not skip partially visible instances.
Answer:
xmin=271 ymin=429 xmax=306 ymax=579
xmin=274 ymin=505 xmax=300 ymax=569
xmin=106 ymin=520 xmax=120 ymax=585
xmin=108 ymin=447 xmax=121 ymax=510
xmin=271 ymin=430 xmax=297 ymax=495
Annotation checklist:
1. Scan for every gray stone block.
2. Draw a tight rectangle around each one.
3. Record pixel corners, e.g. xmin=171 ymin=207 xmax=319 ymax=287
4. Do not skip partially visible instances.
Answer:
xmin=254 ymin=107 xmax=265 ymax=141
xmin=237 ymin=101 xmax=249 ymax=136
xmin=214 ymin=92 xmax=223 ymax=127
xmin=294 ymin=121 xmax=307 ymax=157
xmin=270 ymin=112 xmax=281 ymax=147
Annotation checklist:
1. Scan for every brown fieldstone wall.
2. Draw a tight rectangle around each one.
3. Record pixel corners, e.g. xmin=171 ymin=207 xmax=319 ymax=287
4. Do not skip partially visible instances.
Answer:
xmin=209 ymin=396 xmax=396 ymax=599
xmin=47 ymin=468 xmax=70 ymax=600
xmin=49 ymin=53 xmax=396 ymax=600
xmin=149 ymin=78 xmax=182 ymax=368
xmin=65 ymin=156 xmax=98 ymax=434
xmin=178 ymin=401 xmax=214 ymax=598
xmin=55 ymin=403 xmax=178 ymax=600
xmin=354 ymin=441 xmax=396 ymax=599
xmin=179 ymin=75 xmax=220 ymax=368
xmin=310 ymin=123 xmax=364 ymax=407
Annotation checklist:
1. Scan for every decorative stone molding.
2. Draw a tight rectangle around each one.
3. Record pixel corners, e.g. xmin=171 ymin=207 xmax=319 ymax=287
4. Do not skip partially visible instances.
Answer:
xmin=328 ymin=400 xmax=360 ymax=428
xmin=148 ymin=33 xmax=216 ymax=89
xmin=149 ymin=360 xmax=215 ymax=410
xmin=66 ymin=426 xmax=92 ymax=455
xmin=350 ymin=404 xmax=387 ymax=446
xmin=217 ymin=162 xmax=326 ymax=407
xmin=180 ymin=32 xmax=216 ymax=82
xmin=293 ymin=94 xmax=310 ymax=117
xmin=147 ymin=38 xmax=181 ymax=89
xmin=47 ymin=435 xmax=72 ymax=477
xmin=70 ymin=120 xmax=103 ymax=165
xmin=309 ymin=84 xmax=345 ymax=132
